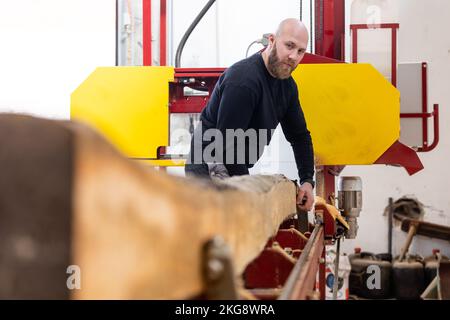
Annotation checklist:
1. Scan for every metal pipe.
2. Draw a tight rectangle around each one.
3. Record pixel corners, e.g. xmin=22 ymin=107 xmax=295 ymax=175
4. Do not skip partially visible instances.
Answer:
xmin=423 ymin=104 xmax=440 ymax=152
xmin=160 ymin=0 xmax=167 ymax=66
xmin=175 ymin=0 xmax=216 ymax=68
xmin=332 ymin=237 xmax=341 ymax=300
xmin=388 ymin=197 xmax=393 ymax=256
xmin=300 ymin=0 xmax=303 ymax=21
xmin=115 ymin=0 xmax=119 ymax=66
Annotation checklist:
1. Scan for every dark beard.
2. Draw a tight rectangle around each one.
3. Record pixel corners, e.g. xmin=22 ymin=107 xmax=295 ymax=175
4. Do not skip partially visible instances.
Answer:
xmin=267 ymin=43 xmax=292 ymax=80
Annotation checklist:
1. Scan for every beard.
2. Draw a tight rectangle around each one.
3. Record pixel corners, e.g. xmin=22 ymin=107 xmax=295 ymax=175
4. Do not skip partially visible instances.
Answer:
xmin=267 ymin=43 xmax=296 ymax=80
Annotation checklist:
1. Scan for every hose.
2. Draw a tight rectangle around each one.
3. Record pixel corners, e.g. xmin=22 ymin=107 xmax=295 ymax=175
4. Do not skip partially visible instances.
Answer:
xmin=175 ymin=0 xmax=216 ymax=67
xmin=245 ymin=41 xmax=260 ymax=58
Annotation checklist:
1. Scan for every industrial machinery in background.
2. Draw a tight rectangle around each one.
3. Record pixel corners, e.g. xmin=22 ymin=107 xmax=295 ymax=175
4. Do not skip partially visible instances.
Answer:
xmin=338 ymin=177 xmax=362 ymax=240
xmin=71 ymin=0 xmax=441 ymax=299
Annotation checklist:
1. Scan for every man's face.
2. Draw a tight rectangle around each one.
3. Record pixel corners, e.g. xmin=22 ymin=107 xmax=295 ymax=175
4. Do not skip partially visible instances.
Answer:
xmin=267 ymin=35 xmax=308 ymax=80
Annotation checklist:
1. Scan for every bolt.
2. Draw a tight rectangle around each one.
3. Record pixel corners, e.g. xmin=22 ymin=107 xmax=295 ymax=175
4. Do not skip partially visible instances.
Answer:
xmin=207 ymin=258 xmax=224 ymax=281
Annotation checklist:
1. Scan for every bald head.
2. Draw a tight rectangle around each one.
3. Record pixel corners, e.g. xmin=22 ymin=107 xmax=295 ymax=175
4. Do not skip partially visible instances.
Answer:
xmin=262 ymin=19 xmax=309 ymax=79
xmin=276 ymin=18 xmax=309 ymax=40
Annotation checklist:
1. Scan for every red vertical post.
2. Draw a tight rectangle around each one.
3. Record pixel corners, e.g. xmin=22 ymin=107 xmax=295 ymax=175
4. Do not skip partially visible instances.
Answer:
xmin=391 ymin=27 xmax=397 ymax=87
xmin=315 ymin=0 xmax=324 ymax=56
xmin=352 ymin=27 xmax=358 ymax=63
xmin=160 ymin=0 xmax=167 ymax=66
xmin=323 ymin=0 xmax=334 ymax=58
xmin=422 ymin=63 xmax=428 ymax=148
xmin=315 ymin=0 xmax=345 ymax=205
xmin=324 ymin=168 xmax=336 ymax=205
xmin=143 ymin=0 xmax=152 ymax=66
xmin=334 ymin=0 xmax=345 ymax=60
xmin=315 ymin=0 xmax=345 ymax=61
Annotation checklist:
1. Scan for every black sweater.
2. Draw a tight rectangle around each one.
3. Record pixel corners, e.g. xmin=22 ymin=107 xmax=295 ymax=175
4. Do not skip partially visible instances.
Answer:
xmin=188 ymin=52 xmax=315 ymax=186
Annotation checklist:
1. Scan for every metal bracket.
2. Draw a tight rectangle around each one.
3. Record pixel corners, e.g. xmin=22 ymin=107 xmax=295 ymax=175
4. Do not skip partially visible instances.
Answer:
xmin=202 ymin=236 xmax=238 ymax=300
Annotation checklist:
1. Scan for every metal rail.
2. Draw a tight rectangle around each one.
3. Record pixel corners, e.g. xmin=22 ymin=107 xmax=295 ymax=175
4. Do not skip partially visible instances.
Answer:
xmin=279 ymin=224 xmax=324 ymax=300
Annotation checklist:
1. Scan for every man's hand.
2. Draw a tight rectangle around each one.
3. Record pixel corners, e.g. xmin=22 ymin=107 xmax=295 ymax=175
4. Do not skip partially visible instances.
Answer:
xmin=297 ymin=182 xmax=314 ymax=211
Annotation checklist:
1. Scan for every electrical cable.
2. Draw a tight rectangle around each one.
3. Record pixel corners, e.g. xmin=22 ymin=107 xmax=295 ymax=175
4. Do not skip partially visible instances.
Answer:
xmin=245 ymin=41 xmax=260 ymax=58
xmin=175 ymin=0 xmax=216 ymax=68
xmin=300 ymin=0 xmax=303 ymax=21
xmin=115 ymin=0 xmax=119 ymax=66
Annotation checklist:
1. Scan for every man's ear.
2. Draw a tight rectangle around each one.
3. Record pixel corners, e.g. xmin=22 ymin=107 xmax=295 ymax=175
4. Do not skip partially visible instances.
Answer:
xmin=268 ymin=34 xmax=275 ymax=45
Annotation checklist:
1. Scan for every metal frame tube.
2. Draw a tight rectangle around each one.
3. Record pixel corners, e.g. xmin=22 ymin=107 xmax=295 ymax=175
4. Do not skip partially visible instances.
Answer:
xmin=279 ymin=225 xmax=324 ymax=300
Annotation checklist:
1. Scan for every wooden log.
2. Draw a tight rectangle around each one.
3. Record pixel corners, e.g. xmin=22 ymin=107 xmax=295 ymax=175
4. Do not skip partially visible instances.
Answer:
xmin=0 ymin=114 xmax=297 ymax=299
xmin=69 ymin=121 xmax=297 ymax=299
xmin=0 ymin=114 xmax=73 ymax=299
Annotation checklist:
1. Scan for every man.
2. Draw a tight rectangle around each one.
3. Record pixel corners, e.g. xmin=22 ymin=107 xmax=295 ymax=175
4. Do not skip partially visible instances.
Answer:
xmin=185 ymin=18 xmax=315 ymax=211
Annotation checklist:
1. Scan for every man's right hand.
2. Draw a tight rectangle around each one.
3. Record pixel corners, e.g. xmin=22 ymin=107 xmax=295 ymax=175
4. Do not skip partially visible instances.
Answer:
xmin=296 ymin=182 xmax=314 ymax=211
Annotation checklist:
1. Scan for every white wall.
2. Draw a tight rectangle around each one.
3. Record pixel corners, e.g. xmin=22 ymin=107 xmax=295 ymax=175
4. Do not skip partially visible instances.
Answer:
xmin=0 ymin=0 xmax=116 ymax=119
xmin=171 ymin=0 xmax=313 ymax=67
xmin=340 ymin=0 xmax=450 ymax=257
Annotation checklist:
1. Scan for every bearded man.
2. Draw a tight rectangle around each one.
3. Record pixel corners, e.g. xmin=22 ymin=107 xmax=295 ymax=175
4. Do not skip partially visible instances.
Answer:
xmin=185 ymin=18 xmax=315 ymax=211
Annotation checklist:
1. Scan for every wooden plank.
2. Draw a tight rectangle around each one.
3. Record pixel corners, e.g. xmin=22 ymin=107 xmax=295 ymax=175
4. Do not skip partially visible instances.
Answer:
xmin=401 ymin=218 xmax=450 ymax=242
xmin=68 ymin=120 xmax=297 ymax=299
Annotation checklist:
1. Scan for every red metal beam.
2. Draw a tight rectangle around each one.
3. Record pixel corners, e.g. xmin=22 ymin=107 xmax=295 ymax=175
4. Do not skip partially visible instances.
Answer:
xmin=315 ymin=0 xmax=346 ymax=61
xmin=421 ymin=62 xmax=429 ymax=148
xmin=421 ymin=104 xmax=440 ymax=152
xmin=160 ymin=0 xmax=167 ymax=66
xmin=301 ymin=53 xmax=345 ymax=64
xmin=392 ymin=27 xmax=398 ymax=86
xmin=267 ymin=229 xmax=308 ymax=251
xmin=143 ymin=0 xmax=152 ymax=66
xmin=352 ymin=24 xmax=358 ymax=62
xmin=374 ymin=141 xmax=424 ymax=175
xmin=350 ymin=23 xmax=399 ymax=87
xmin=399 ymin=63 xmax=439 ymax=153
xmin=313 ymin=0 xmax=346 ymax=212
xmin=350 ymin=23 xmax=400 ymax=30
xmin=244 ymin=247 xmax=296 ymax=290
xmin=279 ymin=225 xmax=325 ymax=300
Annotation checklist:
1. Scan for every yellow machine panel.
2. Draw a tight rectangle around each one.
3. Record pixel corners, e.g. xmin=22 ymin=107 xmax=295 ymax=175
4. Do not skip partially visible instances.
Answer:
xmin=71 ymin=64 xmax=400 ymax=168
xmin=71 ymin=67 xmax=174 ymax=160
xmin=292 ymin=63 xmax=400 ymax=165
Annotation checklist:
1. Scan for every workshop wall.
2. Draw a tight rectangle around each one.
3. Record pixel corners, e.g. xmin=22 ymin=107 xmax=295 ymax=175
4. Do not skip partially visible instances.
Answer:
xmin=340 ymin=0 xmax=450 ymax=257
xmin=171 ymin=0 xmax=312 ymax=67
xmin=0 ymin=0 xmax=116 ymax=119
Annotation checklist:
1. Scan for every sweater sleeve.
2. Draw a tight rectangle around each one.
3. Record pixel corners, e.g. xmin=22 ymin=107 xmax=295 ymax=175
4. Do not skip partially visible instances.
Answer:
xmin=280 ymin=83 xmax=315 ymax=186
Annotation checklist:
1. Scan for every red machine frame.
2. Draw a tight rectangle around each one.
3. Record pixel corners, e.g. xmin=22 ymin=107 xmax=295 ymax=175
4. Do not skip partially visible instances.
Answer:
xmin=351 ymin=23 xmax=399 ymax=86
xmin=399 ymin=63 xmax=440 ymax=152
xmin=350 ymin=24 xmax=439 ymax=153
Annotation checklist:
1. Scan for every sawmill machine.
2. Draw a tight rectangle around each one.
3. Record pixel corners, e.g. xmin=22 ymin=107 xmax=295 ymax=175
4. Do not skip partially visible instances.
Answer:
xmin=70 ymin=0 xmax=440 ymax=300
